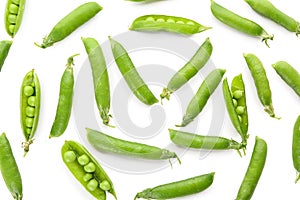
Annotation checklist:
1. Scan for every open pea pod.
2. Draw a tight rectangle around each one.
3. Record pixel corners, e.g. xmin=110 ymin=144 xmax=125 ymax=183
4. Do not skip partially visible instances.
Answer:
xmin=5 ymin=0 xmax=26 ymax=37
xmin=62 ymin=140 xmax=117 ymax=200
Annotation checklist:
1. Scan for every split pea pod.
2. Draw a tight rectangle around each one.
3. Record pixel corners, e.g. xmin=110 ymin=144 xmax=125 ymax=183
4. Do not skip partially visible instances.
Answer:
xmin=62 ymin=140 xmax=117 ymax=199
xmin=244 ymin=0 xmax=300 ymax=35
xmin=177 ymin=68 xmax=226 ymax=127
xmin=86 ymin=128 xmax=180 ymax=163
xmin=5 ymin=0 xmax=26 ymax=37
xmin=82 ymin=37 xmax=114 ymax=127
xmin=0 ymin=133 xmax=23 ymax=200
xmin=236 ymin=136 xmax=267 ymax=200
xmin=272 ymin=61 xmax=300 ymax=97
xmin=223 ymin=75 xmax=248 ymax=146
xmin=129 ymin=14 xmax=211 ymax=35
xmin=20 ymin=69 xmax=40 ymax=155
xmin=134 ymin=172 xmax=214 ymax=199
xmin=49 ymin=54 xmax=79 ymax=138
xmin=35 ymin=2 xmax=102 ymax=49
xmin=210 ymin=0 xmax=273 ymax=47
xmin=109 ymin=36 xmax=158 ymax=105
xmin=243 ymin=53 xmax=279 ymax=119
xmin=160 ymin=37 xmax=212 ymax=102
xmin=292 ymin=115 xmax=300 ymax=183
xmin=0 ymin=40 xmax=12 ymax=71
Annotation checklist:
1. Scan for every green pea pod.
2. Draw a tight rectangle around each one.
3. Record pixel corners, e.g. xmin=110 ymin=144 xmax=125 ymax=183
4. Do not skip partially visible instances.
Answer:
xmin=292 ymin=115 xmax=300 ymax=183
xmin=62 ymin=140 xmax=117 ymax=199
xmin=245 ymin=0 xmax=300 ymax=35
xmin=243 ymin=53 xmax=279 ymax=119
xmin=49 ymin=54 xmax=78 ymax=138
xmin=177 ymin=68 xmax=226 ymax=127
xmin=86 ymin=128 xmax=180 ymax=163
xmin=272 ymin=61 xmax=300 ymax=97
xmin=210 ymin=0 xmax=273 ymax=47
xmin=134 ymin=172 xmax=214 ymax=199
xmin=20 ymin=69 xmax=40 ymax=156
xmin=236 ymin=136 xmax=267 ymax=200
xmin=0 ymin=40 xmax=12 ymax=71
xmin=82 ymin=37 xmax=114 ymax=127
xmin=160 ymin=37 xmax=213 ymax=102
xmin=0 ymin=133 xmax=23 ymax=200
xmin=5 ymin=0 xmax=26 ymax=37
xmin=35 ymin=2 xmax=102 ymax=48
xmin=109 ymin=36 xmax=158 ymax=105
xmin=129 ymin=14 xmax=211 ymax=35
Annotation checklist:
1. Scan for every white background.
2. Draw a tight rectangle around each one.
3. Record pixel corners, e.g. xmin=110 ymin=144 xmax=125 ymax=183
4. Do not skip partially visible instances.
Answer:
xmin=0 ymin=0 xmax=300 ymax=199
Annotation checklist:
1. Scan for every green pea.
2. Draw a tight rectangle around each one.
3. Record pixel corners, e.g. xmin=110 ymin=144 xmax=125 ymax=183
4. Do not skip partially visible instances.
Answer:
xmin=25 ymin=117 xmax=33 ymax=128
xmin=236 ymin=106 xmax=245 ymax=115
xmin=100 ymin=180 xmax=111 ymax=191
xmin=23 ymin=86 xmax=34 ymax=96
xmin=146 ymin=17 xmax=155 ymax=21
xmin=25 ymin=106 xmax=35 ymax=117
xmin=9 ymin=4 xmax=19 ymax=14
xmin=233 ymin=99 xmax=238 ymax=107
xmin=8 ymin=14 xmax=17 ymax=24
xmin=156 ymin=18 xmax=165 ymax=23
xmin=187 ymin=21 xmax=195 ymax=25
xmin=8 ymin=25 xmax=15 ymax=34
xmin=78 ymin=154 xmax=90 ymax=166
xmin=83 ymin=173 xmax=93 ymax=182
xmin=25 ymin=128 xmax=31 ymax=134
xmin=176 ymin=20 xmax=185 ymax=24
xmin=63 ymin=151 xmax=77 ymax=163
xmin=87 ymin=179 xmax=99 ymax=191
xmin=238 ymin=115 xmax=243 ymax=122
xmin=27 ymin=96 xmax=36 ymax=107
xmin=166 ymin=18 xmax=175 ymax=23
xmin=84 ymin=162 xmax=96 ymax=173
xmin=233 ymin=90 xmax=243 ymax=99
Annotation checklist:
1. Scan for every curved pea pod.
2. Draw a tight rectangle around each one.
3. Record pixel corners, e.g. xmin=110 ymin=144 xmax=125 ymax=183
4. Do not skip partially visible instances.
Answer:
xmin=243 ymin=53 xmax=280 ymax=119
xmin=82 ymin=37 xmax=114 ymax=127
xmin=109 ymin=36 xmax=158 ymax=105
xmin=160 ymin=37 xmax=213 ymax=102
xmin=134 ymin=172 xmax=214 ymax=199
xmin=86 ymin=128 xmax=180 ymax=163
xmin=20 ymin=69 xmax=40 ymax=156
xmin=244 ymin=0 xmax=300 ymax=35
xmin=0 ymin=40 xmax=12 ymax=71
xmin=292 ymin=116 xmax=300 ymax=183
xmin=62 ymin=140 xmax=117 ymax=199
xmin=210 ymin=0 xmax=273 ymax=47
xmin=5 ymin=0 xmax=26 ymax=37
xmin=177 ymin=68 xmax=226 ymax=127
xmin=236 ymin=136 xmax=267 ymax=200
xmin=223 ymin=75 xmax=248 ymax=146
xmin=272 ymin=61 xmax=300 ymax=97
xmin=35 ymin=2 xmax=102 ymax=49
xmin=129 ymin=14 xmax=211 ymax=35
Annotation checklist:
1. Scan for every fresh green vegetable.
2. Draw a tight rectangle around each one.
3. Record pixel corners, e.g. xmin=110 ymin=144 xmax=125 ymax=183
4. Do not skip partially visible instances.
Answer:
xmin=5 ymin=0 xmax=26 ymax=37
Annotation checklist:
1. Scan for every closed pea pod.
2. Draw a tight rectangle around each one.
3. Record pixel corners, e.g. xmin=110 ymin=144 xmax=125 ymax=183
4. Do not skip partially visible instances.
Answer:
xmin=292 ymin=116 xmax=300 ymax=183
xmin=35 ymin=2 xmax=102 ymax=49
xmin=244 ymin=0 xmax=300 ymax=35
xmin=49 ymin=54 xmax=78 ymax=138
xmin=236 ymin=136 xmax=267 ymax=200
xmin=134 ymin=172 xmax=214 ymax=199
xmin=62 ymin=140 xmax=117 ymax=199
xmin=20 ymin=69 xmax=40 ymax=155
xmin=0 ymin=133 xmax=23 ymax=200
xmin=272 ymin=61 xmax=300 ymax=97
xmin=5 ymin=0 xmax=26 ymax=37
xmin=109 ymin=36 xmax=158 ymax=105
xmin=210 ymin=0 xmax=273 ymax=47
xmin=82 ymin=37 xmax=114 ymax=127
xmin=160 ymin=37 xmax=212 ymax=102
xmin=177 ymin=68 xmax=226 ymax=127
xmin=0 ymin=40 xmax=12 ymax=71
xmin=129 ymin=14 xmax=211 ymax=35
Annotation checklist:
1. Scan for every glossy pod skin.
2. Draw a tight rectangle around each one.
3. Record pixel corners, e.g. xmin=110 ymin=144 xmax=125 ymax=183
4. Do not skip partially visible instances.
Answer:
xmin=62 ymin=140 xmax=117 ymax=199
xmin=0 ymin=40 xmax=12 ymax=71
xmin=243 ymin=53 xmax=279 ymax=119
xmin=49 ymin=54 xmax=78 ymax=138
xmin=211 ymin=0 xmax=273 ymax=47
xmin=86 ymin=128 xmax=180 ymax=163
xmin=20 ymin=69 xmax=40 ymax=155
xmin=129 ymin=14 xmax=211 ymax=35
xmin=272 ymin=61 xmax=300 ymax=97
xmin=292 ymin=116 xmax=300 ymax=183
xmin=109 ymin=37 xmax=158 ymax=105
xmin=160 ymin=38 xmax=212 ymax=101
xmin=245 ymin=0 xmax=300 ymax=35
xmin=5 ymin=0 xmax=26 ymax=37
xmin=236 ymin=136 xmax=267 ymax=200
xmin=35 ymin=2 xmax=102 ymax=48
xmin=82 ymin=37 xmax=114 ymax=127
xmin=0 ymin=133 xmax=23 ymax=200
xmin=177 ymin=68 xmax=226 ymax=127
xmin=134 ymin=172 xmax=214 ymax=199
